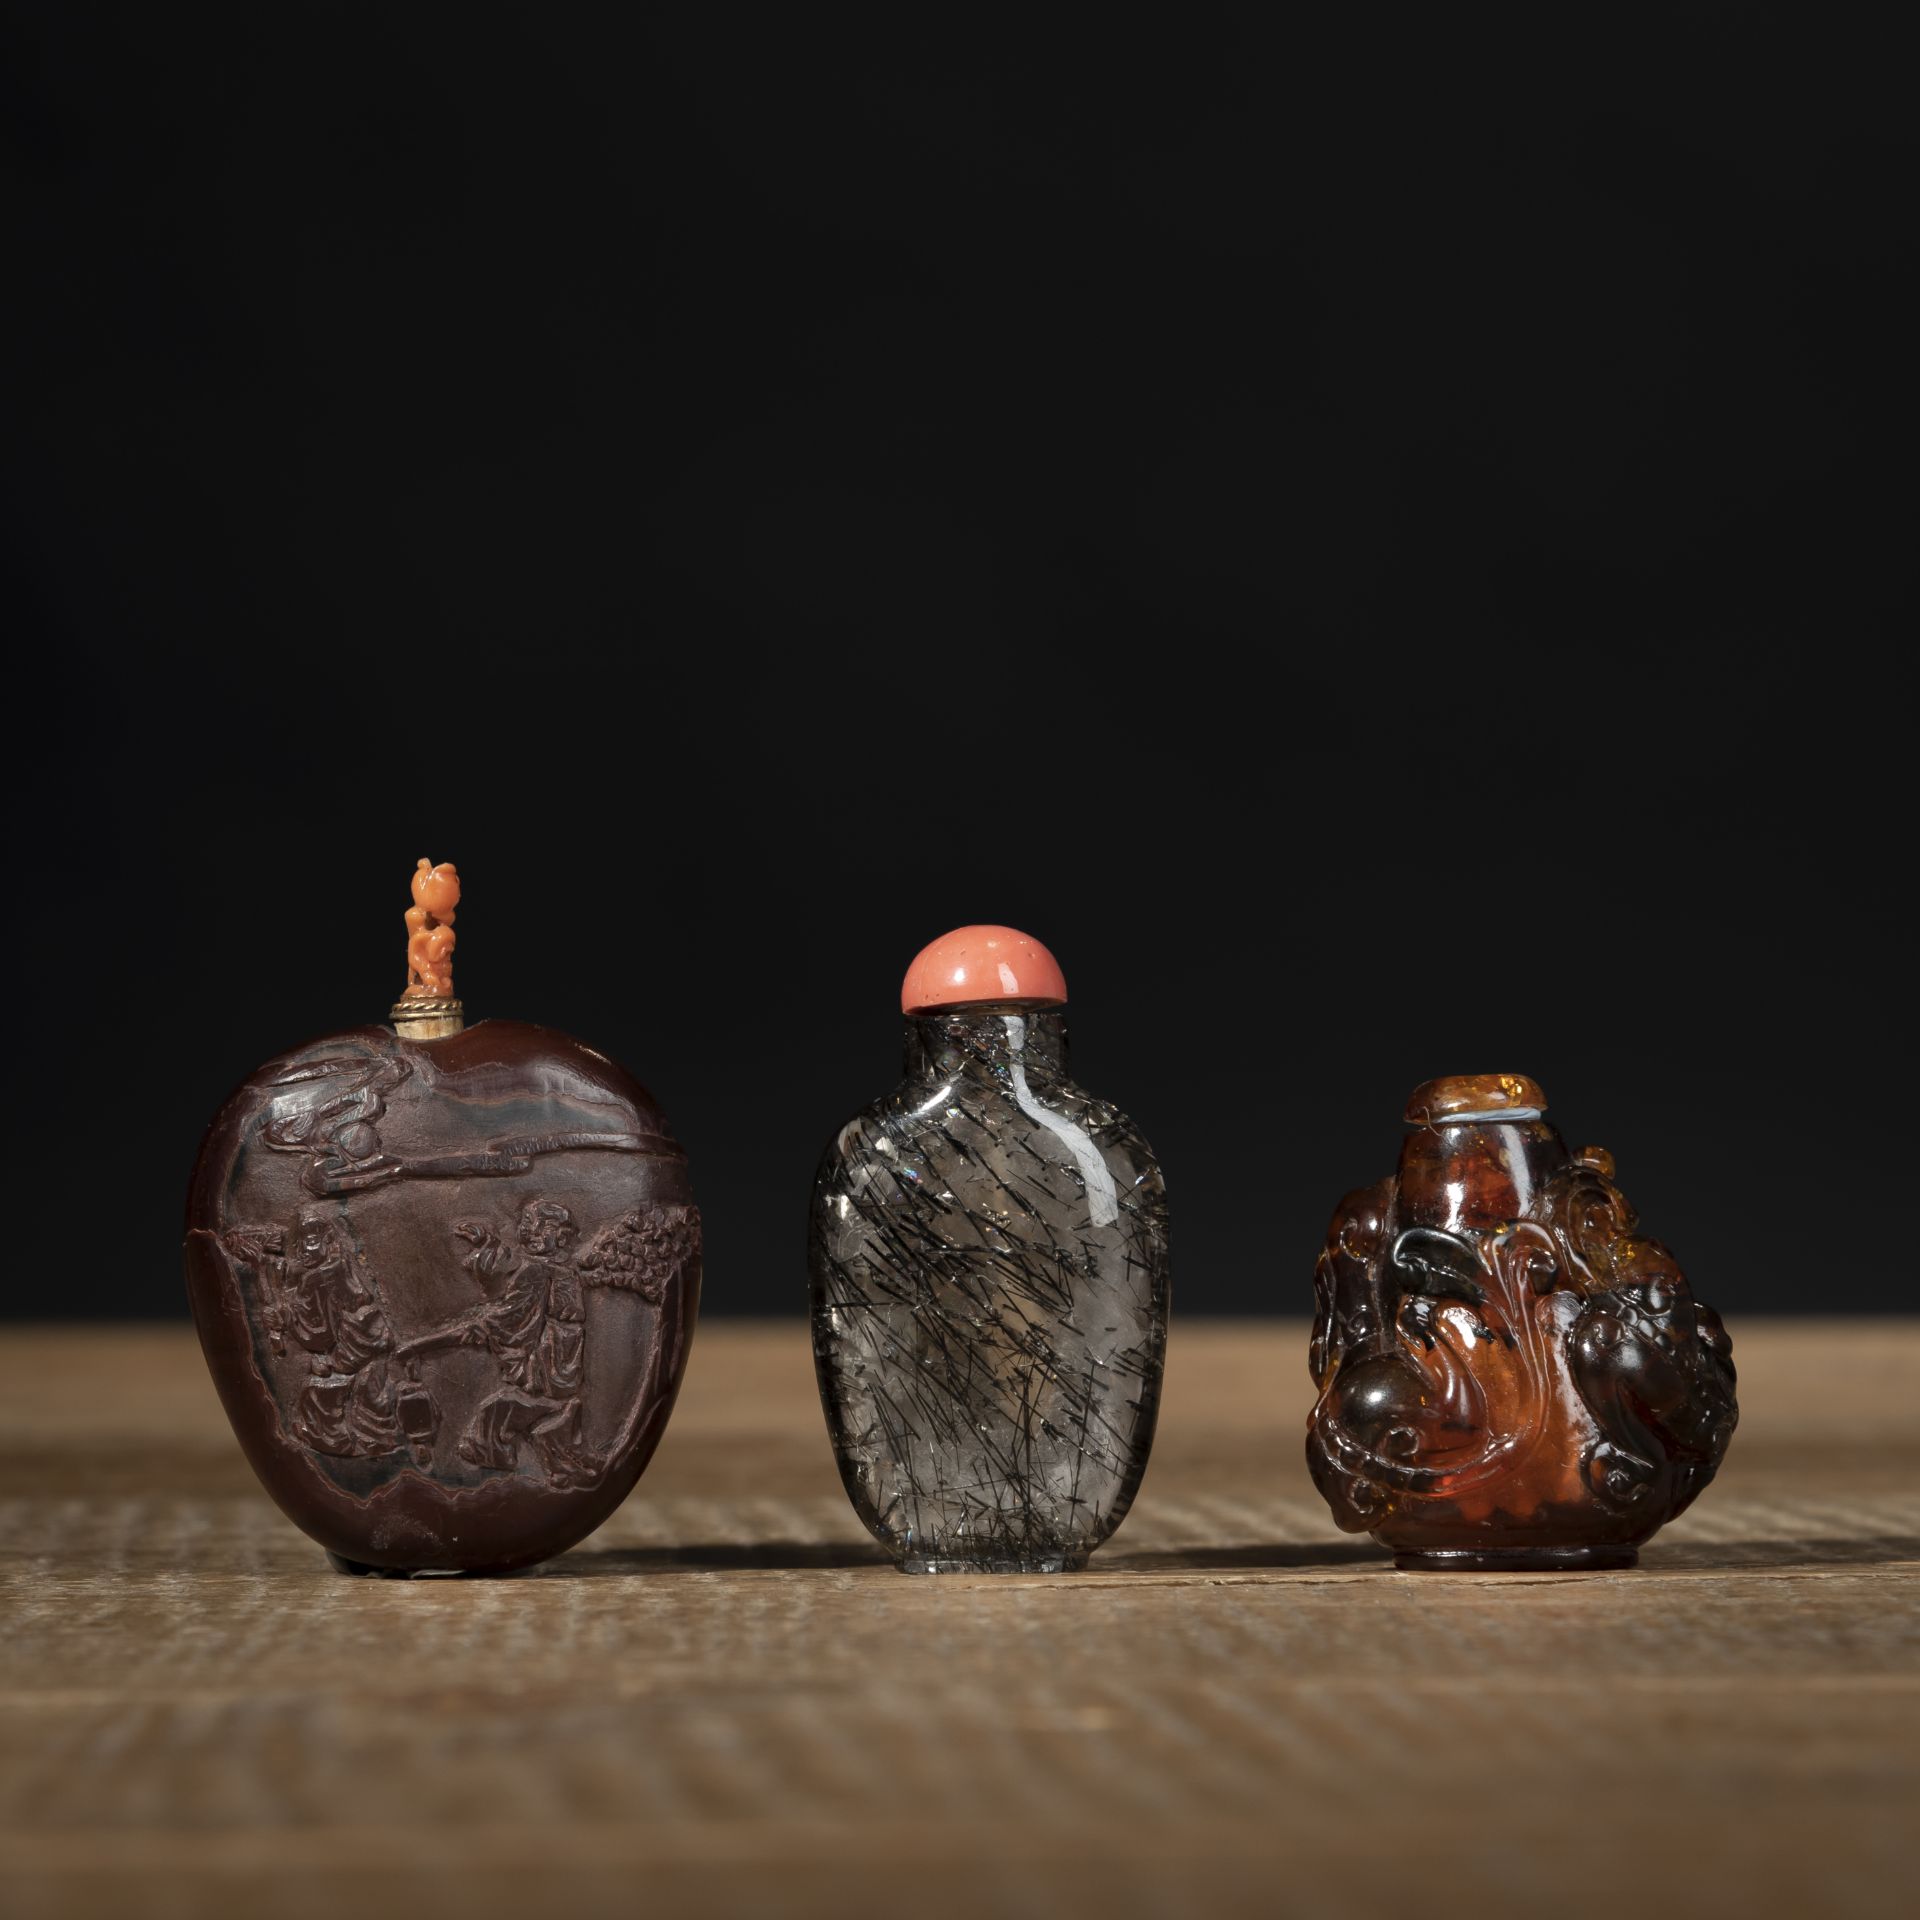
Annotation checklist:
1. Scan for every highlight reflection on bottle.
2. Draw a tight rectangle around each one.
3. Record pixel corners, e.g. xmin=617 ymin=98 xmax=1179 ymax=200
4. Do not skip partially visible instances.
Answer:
xmin=809 ymin=926 xmax=1170 ymax=1574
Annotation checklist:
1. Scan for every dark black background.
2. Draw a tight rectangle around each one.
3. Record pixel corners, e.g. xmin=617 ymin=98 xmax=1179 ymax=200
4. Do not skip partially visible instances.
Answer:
xmin=4 ymin=7 xmax=1911 ymax=1321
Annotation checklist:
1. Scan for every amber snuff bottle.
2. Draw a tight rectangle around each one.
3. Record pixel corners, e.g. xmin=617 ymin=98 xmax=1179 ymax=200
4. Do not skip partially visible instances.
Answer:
xmin=1306 ymin=1074 xmax=1736 ymax=1570
xmin=184 ymin=859 xmax=700 ymax=1575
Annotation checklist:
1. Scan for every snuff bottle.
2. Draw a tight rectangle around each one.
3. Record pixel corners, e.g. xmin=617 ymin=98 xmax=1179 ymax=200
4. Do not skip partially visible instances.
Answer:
xmin=810 ymin=926 xmax=1170 ymax=1573
xmin=1306 ymin=1074 xmax=1736 ymax=1570
xmin=183 ymin=859 xmax=700 ymax=1575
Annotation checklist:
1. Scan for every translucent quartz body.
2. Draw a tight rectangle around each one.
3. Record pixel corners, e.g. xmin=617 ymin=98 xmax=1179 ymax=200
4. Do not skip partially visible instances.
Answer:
xmin=810 ymin=1007 xmax=1169 ymax=1573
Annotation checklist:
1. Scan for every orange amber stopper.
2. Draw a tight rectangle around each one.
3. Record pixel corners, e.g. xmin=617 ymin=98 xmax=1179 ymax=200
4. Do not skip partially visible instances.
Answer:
xmin=402 ymin=858 xmax=459 ymax=1000
xmin=1403 ymin=1073 xmax=1547 ymax=1127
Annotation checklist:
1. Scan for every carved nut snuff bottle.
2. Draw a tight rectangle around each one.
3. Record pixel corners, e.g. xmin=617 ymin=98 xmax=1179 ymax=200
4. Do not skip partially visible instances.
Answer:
xmin=811 ymin=927 xmax=1170 ymax=1573
xmin=1306 ymin=1074 xmax=1736 ymax=1570
xmin=184 ymin=859 xmax=700 ymax=1575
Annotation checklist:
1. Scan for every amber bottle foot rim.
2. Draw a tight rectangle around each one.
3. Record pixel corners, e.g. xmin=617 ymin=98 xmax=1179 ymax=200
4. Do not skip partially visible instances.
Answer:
xmin=896 ymin=1552 xmax=1090 ymax=1575
xmin=1392 ymin=1544 xmax=1639 ymax=1573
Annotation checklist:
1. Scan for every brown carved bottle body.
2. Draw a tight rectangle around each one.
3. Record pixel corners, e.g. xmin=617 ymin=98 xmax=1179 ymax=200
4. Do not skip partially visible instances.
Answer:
xmin=185 ymin=1020 xmax=699 ymax=1575
xmin=1306 ymin=1075 xmax=1735 ymax=1570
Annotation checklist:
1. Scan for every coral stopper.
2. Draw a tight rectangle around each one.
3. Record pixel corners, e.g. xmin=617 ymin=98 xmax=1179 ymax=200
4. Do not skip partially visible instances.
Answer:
xmin=901 ymin=926 xmax=1067 ymax=1015
xmin=393 ymin=857 xmax=463 ymax=1038
xmin=403 ymin=858 xmax=460 ymax=1001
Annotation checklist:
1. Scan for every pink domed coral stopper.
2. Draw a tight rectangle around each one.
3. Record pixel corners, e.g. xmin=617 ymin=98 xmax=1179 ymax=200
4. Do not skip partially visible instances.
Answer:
xmin=901 ymin=925 xmax=1068 ymax=1015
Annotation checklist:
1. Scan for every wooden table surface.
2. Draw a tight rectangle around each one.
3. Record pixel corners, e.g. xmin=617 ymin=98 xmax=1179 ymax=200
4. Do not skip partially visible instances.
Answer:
xmin=2 ymin=1321 xmax=1915 ymax=1919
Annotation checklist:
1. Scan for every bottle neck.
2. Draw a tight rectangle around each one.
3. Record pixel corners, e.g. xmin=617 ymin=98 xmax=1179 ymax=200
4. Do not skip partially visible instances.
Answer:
xmin=903 ymin=1006 xmax=1069 ymax=1086
xmin=1397 ymin=1118 xmax=1567 ymax=1230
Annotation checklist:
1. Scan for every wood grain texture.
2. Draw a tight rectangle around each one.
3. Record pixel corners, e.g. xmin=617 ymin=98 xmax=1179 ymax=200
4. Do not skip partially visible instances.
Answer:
xmin=2 ymin=1321 xmax=1915 ymax=1919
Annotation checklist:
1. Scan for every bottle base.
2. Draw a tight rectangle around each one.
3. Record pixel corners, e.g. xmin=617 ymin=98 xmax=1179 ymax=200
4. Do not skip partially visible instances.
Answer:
xmin=897 ymin=1551 xmax=1089 ymax=1576
xmin=1392 ymin=1543 xmax=1639 ymax=1573
xmin=325 ymin=1551 xmax=471 ymax=1579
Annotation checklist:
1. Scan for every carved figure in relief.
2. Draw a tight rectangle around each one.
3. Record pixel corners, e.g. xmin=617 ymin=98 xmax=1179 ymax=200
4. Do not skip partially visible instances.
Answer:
xmin=397 ymin=1199 xmax=705 ymax=1490
xmin=422 ymin=1201 xmax=597 ymax=1489
xmin=403 ymin=858 xmax=459 ymax=999
xmin=223 ymin=1211 xmax=408 ymax=1460
xmin=223 ymin=1190 xmax=701 ymax=1491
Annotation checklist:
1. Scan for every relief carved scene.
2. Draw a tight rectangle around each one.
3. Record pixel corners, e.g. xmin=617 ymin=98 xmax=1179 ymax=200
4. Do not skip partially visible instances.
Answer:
xmin=202 ymin=1034 xmax=699 ymax=1503
xmin=216 ymin=1195 xmax=700 ymax=1496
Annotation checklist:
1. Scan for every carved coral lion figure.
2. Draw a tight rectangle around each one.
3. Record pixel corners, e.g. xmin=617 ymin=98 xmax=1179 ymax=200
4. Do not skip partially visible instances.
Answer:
xmin=1306 ymin=1075 xmax=1736 ymax=1570
xmin=404 ymin=858 xmax=460 ymax=1000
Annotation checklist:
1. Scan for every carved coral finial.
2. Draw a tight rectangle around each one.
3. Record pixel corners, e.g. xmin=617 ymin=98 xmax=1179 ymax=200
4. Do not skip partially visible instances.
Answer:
xmin=403 ymin=858 xmax=460 ymax=1001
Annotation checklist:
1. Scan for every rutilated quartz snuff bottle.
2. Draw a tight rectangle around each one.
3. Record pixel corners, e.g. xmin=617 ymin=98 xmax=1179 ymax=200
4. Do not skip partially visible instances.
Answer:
xmin=1306 ymin=1074 xmax=1737 ymax=1570
xmin=810 ymin=927 xmax=1171 ymax=1574
xmin=184 ymin=858 xmax=701 ymax=1576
